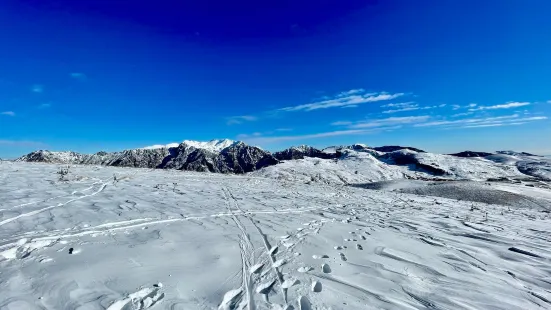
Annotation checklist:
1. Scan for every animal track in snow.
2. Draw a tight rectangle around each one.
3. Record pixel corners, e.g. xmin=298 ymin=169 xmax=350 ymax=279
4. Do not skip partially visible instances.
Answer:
xmin=356 ymin=244 xmax=363 ymax=250
xmin=339 ymin=253 xmax=348 ymax=261
xmin=322 ymin=263 xmax=332 ymax=273
xmin=334 ymin=246 xmax=343 ymax=250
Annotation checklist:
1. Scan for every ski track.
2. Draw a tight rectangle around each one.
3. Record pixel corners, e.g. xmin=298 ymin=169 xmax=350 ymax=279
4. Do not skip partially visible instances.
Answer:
xmin=1 ymin=162 xmax=550 ymax=310
xmin=0 ymin=179 xmax=111 ymax=227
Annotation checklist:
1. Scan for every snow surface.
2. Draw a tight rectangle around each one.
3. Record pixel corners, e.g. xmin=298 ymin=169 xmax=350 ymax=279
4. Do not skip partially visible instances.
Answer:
xmin=252 ymin=149 xmax=526 ymax=185
xmin=1 ymin=161 xmax=551 ymax=309
xmin=142 ymin=139 xmax=238 ymax=152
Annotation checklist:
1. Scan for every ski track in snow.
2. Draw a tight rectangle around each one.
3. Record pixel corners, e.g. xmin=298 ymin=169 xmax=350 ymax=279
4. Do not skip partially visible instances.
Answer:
xmin=0 ymin=162 xmax=550 ymax=310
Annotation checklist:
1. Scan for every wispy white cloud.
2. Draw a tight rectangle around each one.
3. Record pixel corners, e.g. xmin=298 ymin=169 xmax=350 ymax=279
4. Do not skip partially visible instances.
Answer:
xmin=0 ymin=140 xmax=45 ymax=147
xmin=275 ymin=128 xmax=293 ymax=132
xmin=330 ymin=121 xmax=353 ymax=126
xmin=382 ymin=107 xmax=420 ymax=114
xmin=238 ymin=128 xmax=396 ymax=144
xmin=31 ymin=84 xmax=43 ymax=93
xmin=382 ymin=102 xmax=445 ymax=113
xmin=451 ymin=112 xmax=473 ymax=117
xmin=415 ymin=114 xmax=547 ymax=129
xmin=344 ymin=116 xmax=431 ymax=129
xmin=381 ymin=101 xmax=416 ymax=108
xmin=38 ymin=103 xmax=51 ymax=109
xmin=278 ymin=90 xmax=404 ymax=112
xmin=70 ymin=72 xmax=87 ymax=80
xmin=337 ymin=89 xmax=365 ymax=97
xmin=1 ymin=111 xmax=15 ymax=116
xmin=469 ymin=101 xmax=530 ymax=111
xmin=226 ymin=115 xmax=258 ymax=125
xmin=415 ymin=114 xmax=520 ymax=127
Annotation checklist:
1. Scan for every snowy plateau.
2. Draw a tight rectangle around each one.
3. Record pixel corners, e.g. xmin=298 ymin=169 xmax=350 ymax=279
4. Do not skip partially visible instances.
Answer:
xmin=1 ymin=140 xmax=551 ymax=310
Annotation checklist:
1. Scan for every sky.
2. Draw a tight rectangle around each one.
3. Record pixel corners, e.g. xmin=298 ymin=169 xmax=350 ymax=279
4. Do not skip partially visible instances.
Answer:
xmin=1 ymin=0 xmax=550 ymax=158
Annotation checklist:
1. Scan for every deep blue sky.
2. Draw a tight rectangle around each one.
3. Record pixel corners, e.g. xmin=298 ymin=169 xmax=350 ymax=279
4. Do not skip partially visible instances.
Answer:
xmin=1 ymin=0 xmax=550 ymax=158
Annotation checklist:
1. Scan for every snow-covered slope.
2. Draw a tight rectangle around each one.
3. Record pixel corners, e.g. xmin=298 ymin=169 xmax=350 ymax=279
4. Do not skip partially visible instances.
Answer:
xmin=1 ymin=162 xmax=551 ymax=310
xmin=142 ymin=139 xmax=238 ymax=152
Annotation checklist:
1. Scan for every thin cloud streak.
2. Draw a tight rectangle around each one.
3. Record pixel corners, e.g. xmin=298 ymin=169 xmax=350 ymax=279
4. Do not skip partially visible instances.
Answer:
xmin=278 ymin=90 xmax=404 ymax=112
xmin=239 ymin=127 xmax=400 ymax=145
xmin=346 ymin=116 xmax=430 ymax=129
xmin=1 ymin=111 xmax=15 ymax=116
xmin=0 ymin=140 xmax=46 ymax=147
xmin=469 ymin=101 xmax=530 ymax=111
xmin=226 ymin=115 xmax=258 ymax=125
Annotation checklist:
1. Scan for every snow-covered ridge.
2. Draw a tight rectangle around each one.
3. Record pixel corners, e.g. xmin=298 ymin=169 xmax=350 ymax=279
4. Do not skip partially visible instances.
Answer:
xmin=142 ymin=139 xmax=238 ymax=152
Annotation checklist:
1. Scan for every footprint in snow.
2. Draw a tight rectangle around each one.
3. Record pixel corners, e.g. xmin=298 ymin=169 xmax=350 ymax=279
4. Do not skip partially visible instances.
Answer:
xmin=311 ymin=281 xmax=322 ymax=293
xmin=250 ymin=263 xmax=264 ymax=274
xmin=107 ymin=283 xmax=164 ymax=310
xmin=256 ymin=280 xmax=276 ymax=294
xmin=339 ymin=253 xmax=347 ymax=261
xmin=312 ymin=255 xmax=329 ymax=259
xmin=298 ymin=296 xmax=312 ymax=310
xmin=360 ymin=235 xmax=367 ymax=240
xmin=297 ymin=266 xmax=313 ymax=273
xmin=334 ymin=246 xmax=343 ymax=250
xmin=356 ymin=244 xmax=363 ymax=250
xmin=273 ymin=259 xmax=286 ymax=268
xmin=269 ymin=246 xmax=279 ymax=256
xmin=218 ymin=288 xmax=242 ymax=310
xmin=322 ymin=263 xmax=332 ymax=273
xmin=282 ymin=278 xmax=300 ymax=289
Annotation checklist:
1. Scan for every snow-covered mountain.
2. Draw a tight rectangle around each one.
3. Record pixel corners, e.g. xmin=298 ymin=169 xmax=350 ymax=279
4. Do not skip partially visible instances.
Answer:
xmin=17 ymin=139 xmax=278 ymax=173
xmin=16 ymin=140 xmax=551 ymax=181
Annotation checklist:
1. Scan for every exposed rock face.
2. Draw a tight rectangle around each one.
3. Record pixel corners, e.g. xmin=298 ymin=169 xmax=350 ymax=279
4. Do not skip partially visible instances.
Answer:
xmin=274 ymin=145 xmax=337 ymax=160
xmin=380 ymin=150 xmax=448 ymax=176
xmin=449 ymin=151 xmax=494 ymax=158
xmin=497 ymin=150 xmax=540 ymax=157
xmin=17 ymin=140 xmax=279 ymax=174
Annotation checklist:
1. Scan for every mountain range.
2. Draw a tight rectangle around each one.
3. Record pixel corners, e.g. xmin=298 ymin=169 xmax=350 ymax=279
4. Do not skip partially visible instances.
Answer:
xmin=15 ymin=139 xmax=551 ymax=182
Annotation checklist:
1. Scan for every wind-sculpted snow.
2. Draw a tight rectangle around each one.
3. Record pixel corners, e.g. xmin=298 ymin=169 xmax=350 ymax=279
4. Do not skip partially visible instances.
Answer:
xmin=2 ymin=162 xmax=550 ymax=309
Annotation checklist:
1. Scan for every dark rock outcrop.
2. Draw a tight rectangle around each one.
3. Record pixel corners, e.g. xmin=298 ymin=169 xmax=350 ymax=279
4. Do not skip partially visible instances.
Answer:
xmin=274 ymin=145 xmax=337 ymax=161
xmin=17 ymin=140 xmax=279 ymax=174
xmin=449 ymin=151 xmax=494 ymax=158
